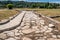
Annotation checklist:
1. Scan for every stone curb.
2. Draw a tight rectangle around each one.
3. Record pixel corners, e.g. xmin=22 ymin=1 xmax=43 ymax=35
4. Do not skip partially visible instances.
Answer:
xmin=0 ymin=11 xmax=26 ymax=33
xmin=0 ymin=11 xmax=20 ymax=25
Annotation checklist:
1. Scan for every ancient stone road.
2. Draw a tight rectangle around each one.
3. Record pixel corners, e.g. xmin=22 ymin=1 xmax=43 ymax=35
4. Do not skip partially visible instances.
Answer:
xmin=0 ymin=11 xmax=60 ymax=40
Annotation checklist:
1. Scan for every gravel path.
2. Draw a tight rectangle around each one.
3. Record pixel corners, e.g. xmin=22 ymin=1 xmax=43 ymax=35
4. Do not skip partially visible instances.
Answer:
xmin=0 ymin=11 xmax=60 ymax=40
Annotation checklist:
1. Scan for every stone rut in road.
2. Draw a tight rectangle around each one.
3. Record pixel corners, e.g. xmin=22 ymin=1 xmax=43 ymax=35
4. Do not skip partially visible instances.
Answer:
xmin=0 ymin=11 xmax=60 ymax=40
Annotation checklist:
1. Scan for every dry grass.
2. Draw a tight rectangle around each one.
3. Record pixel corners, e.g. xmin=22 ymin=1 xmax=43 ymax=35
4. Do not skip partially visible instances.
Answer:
xmin=0 ymin=8 xmax=60 ymax=21
xmin=16 ymin=8 xmax=60 ymax=16
xmin=36 ymin=9 xmax=60 ymax=16
xmin=0 ymin=9 xmax=19 ymax=21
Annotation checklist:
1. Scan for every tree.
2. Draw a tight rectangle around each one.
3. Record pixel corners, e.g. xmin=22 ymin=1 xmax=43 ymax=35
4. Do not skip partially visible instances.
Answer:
xmin=7 ymin=4 xmax=13 ymax=9
xmin=48 ymin=5 xmax=53 ymax=9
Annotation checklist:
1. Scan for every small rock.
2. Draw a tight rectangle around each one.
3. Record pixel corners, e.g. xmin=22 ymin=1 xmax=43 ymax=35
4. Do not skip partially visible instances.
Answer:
xmin=22 ymin=37 xmax=32 ymax=40
xmin=45 ymin=28 xmax=53 ymax=33
xmin=52 ymin=31 xmax=59 ymax=35
xmin=49 ymin=24 xmax=55 ymax=28
xmin=22 ymin=29 xmax=35 ymax=34
xmin=19 ymin=30 xmax=24 ymax=35
xmin=45 ymin=30 xmax=50 ymax=33
xmin=25 ymin=22 xmax=30 ymax=26
xmin=14 ymin=29 xmax=18 ymax=33
xmin=48 ymin=28 xmax=53 ymax=31
xmin=31 ymin=21 xmax=35 ymax=23
xmin=47 ymin=38 xmax=55 ymax=40
xmin=57 ymin=35 xmax=60 ymax=38
xmin=54 ymin=30 xmax=59 ymax=32
xmin=52 ymin=35 xmax=57 ymax=38
xmin=32 ymin=26 xmax=39 ymax=30
xmin=40 ymin=20 xmax=45 ymax=25
xmin=54 ymin=39 xmax=60 ymax=40
xmin=37 ymin=38 xmax=45 ymax=40
xmin=49 ymin=33 xmax=53 ymax=35
xmin=22 ymin=26 xmax=30 ymax=30
xmin=35 ymin=37 xmax=38 ymax=39
xmin=44 ymin=33 xmax=47 ymax=35
xmin=34 ymin=34 xmax=43 ymax=37
xmin=5 ymin=38 xmax=16 ymax=40
xmin=16 ymin=27 xmax=20 ymax=30
xmin=43 ymin=36 xmax=47 ymax=38
xmin=15 ymin=32 xmax=20 ymax=36
xmin=42 ymin=26 xmax=48 ymax=31
xmin=31 ymin=21 xmax=36 ymax=26
xmin=4 ymin=31 xmax=14 ymax=37
xmin=0 ymin=33 xmax=7 ymax=39
xmin=40 ymin=29 xmax=46 ymax=33
xmin=14 ymin=37 xmax=20 ymax=40
xmin=44 ymin=26 xmax=48 ymax=29
xmin=35 ymin=30 xmax=40 ymax=33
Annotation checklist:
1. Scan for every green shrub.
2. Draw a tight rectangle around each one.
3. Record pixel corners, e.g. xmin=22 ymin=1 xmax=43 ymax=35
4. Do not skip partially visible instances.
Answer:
xmin=7 ymin=4 xmax=13 ymax=9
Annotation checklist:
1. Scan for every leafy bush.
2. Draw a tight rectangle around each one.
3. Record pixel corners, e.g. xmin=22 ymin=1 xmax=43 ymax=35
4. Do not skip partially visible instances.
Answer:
xmin=7 ymin=4 xmax=13 ymax=9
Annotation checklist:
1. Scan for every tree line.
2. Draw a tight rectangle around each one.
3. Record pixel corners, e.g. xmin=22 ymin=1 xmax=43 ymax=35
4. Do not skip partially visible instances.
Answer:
xmin=0 ymin=1 xmax=60 ymax=9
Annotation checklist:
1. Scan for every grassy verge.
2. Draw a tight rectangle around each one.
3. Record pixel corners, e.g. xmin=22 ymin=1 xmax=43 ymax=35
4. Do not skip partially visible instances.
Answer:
xmin=0 ymin=9 xmax=19 ymax=21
